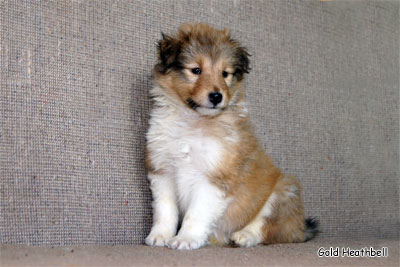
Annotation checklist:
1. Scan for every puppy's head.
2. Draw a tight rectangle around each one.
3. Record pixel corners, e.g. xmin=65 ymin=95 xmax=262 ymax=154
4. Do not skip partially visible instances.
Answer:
xmin=153 ymin=23 xmax=250 ymax=116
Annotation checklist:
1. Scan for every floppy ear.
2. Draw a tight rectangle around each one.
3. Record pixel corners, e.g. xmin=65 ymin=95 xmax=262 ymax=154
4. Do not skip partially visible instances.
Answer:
xmin=155 ymin=33 xmax=182 ymax=73
xmin=234 ymin=46 xmax=251 ymax=81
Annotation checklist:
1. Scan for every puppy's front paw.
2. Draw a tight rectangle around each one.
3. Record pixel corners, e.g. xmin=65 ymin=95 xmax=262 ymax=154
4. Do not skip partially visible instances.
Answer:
xmin=230 ymin=230 xmax=261 ymax=248
xmin=145 ymin=230 xmax=174 ymax=247
xmin=167 ymin=235 xmax=206 ymax=250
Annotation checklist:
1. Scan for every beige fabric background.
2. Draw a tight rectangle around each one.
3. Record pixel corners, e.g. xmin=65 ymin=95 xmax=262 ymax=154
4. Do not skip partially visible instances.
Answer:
xmin=1 ymin=0 xmax=399 ymax=245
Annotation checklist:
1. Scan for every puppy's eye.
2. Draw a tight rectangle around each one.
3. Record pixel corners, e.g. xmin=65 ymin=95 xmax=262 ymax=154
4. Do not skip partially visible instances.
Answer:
xmin=191 ymin=68 xmax=201 ymax=75
xmin=222 ymin=71 xmax=228 ymax=78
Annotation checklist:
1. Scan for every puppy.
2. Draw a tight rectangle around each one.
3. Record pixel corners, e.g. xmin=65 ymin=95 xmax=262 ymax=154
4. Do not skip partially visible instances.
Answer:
xmin=145 ymin=23 xmax=318 ymax=250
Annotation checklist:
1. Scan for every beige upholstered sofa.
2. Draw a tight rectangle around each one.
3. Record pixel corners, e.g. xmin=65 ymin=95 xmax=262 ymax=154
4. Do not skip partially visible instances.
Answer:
xmin=1 ymin=1 xmax=398 ymax=266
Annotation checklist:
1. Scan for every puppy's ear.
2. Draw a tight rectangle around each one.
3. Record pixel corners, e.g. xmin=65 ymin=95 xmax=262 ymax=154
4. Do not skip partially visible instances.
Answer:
xmin=155 ymin=33 xmax=182 ymax=73
xmin=234 ymin=46 xmax=251 ymax=81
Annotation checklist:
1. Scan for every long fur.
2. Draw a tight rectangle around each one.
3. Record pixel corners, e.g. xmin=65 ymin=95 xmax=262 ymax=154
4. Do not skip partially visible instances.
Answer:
xmin=145 ymin=23 xmax=318 ymax=250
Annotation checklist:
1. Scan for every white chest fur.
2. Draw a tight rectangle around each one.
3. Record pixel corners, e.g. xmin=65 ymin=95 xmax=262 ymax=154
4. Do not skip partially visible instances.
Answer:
xmin=147 ymin=105 xmax=223 ymax=175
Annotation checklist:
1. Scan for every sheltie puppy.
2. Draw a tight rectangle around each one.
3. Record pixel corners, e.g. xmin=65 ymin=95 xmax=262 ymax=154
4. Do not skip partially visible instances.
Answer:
xmin=145 ymin=23 xmax=318 ymax=250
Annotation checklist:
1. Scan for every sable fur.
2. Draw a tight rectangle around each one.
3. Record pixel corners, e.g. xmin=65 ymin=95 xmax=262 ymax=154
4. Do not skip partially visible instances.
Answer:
xmin=145 ymin=23 xmax=318 ymax=250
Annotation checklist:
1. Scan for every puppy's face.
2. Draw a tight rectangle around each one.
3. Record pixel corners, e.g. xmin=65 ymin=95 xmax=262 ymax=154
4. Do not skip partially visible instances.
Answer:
xmin=153 ymin=23 xmax=250 ymax=116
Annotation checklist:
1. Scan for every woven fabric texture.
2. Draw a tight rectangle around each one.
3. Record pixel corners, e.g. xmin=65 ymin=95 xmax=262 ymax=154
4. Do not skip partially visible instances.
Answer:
xmin=1 ymin=1 xmax=399 ymax=245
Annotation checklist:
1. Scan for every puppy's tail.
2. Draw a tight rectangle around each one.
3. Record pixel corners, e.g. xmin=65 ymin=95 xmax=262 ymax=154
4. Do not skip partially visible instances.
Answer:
xmin=304 ymin=217 xmax=319 ymax=241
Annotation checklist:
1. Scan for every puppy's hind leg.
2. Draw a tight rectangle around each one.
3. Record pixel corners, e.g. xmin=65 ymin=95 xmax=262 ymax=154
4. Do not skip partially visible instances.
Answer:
xmin=230 ymin=193 xmax=277 ymax=247
xmin=145 ymin=173 xmax=179 ymax=247
xmin=262 ymin=176 xmax=319 ymax=244
xmin=231 ymin=175 xmax=318 ymax=247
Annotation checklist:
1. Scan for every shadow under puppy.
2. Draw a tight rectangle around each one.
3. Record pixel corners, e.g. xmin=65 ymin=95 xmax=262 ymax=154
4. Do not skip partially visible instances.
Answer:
xmin=145 ymin=23 xmax=318 ymax=250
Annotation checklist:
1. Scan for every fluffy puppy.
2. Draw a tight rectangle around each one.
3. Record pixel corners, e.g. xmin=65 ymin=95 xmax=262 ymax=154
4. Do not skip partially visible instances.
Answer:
xmin=145 ymin=23 xmax=318 ymax=250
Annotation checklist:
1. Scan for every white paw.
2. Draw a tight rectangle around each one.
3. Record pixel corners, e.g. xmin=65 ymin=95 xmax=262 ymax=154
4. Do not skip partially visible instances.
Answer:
xmin=145 ymin=230 xmax=174 ymax=247
xmin=167 ymin=235 xmax=206 ymax=250
xmin=231 ymin=230 xmax=261 ymax=248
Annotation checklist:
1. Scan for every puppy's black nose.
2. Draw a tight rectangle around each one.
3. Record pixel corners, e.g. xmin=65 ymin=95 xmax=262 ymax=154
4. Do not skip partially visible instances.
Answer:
xmin=208 ymin=92 xmax=223 ymax=106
